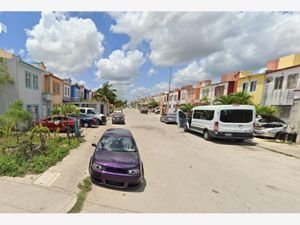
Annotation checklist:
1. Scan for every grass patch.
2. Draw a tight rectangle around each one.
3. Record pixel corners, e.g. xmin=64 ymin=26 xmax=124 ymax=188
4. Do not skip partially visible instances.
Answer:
xmin=68 ymin=177 xmax=92 ymax=213
xmin=0 ymin=136 xmax=81 ymax=177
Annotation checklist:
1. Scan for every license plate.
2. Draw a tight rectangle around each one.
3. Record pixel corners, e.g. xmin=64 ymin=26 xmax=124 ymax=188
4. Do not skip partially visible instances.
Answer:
xmin=224 ymin=133 xmax=232 ymax=136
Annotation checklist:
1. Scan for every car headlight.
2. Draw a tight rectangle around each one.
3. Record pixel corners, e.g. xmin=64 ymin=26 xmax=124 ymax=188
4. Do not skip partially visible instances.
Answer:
xmin=92 ymin=163 xmax=103 ymax=170
xmin=128 ymin=168 xmax=140 ymax=174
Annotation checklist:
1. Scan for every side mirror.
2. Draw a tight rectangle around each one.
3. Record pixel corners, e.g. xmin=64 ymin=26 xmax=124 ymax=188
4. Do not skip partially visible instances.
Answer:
xmin=92 ymin=143 xmax=97 ymax=148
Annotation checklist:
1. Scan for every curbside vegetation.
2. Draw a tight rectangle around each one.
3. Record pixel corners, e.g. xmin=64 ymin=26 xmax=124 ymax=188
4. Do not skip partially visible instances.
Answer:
xmin=68 ymin=177 xmax=92 ymax=213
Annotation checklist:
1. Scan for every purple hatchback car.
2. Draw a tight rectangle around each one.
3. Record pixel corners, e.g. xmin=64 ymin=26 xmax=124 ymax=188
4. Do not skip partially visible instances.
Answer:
xmin=89 ymin=128 xmax=144 ymax=189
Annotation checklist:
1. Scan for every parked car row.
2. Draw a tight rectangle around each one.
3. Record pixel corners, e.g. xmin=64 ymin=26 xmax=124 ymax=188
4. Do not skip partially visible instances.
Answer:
xmin=160 ymin=104 xmax=288 ymax=142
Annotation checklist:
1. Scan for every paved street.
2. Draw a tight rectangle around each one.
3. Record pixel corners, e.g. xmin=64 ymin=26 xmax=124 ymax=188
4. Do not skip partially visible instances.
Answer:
xmin=1 ymin=108 xmax=300 ymax=213
xmin=81 ymin=108 xmax=300 ymax=213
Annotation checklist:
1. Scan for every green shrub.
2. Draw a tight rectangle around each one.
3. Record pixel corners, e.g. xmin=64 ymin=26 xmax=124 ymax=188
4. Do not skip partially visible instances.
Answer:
xmin=0 ymin=137 xmax=80 ymax=177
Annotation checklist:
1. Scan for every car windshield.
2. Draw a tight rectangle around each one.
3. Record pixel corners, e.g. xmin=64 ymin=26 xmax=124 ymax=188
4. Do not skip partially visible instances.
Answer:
xmin=97 ymin=135 xmax=136 ymax=152
xmin=260 ymin=115 xmax=285 ymax=124
xmin=113 ymin=113 xmax=124 ymax=117
xmin=220 ymin=109 xmax=253 ymax=123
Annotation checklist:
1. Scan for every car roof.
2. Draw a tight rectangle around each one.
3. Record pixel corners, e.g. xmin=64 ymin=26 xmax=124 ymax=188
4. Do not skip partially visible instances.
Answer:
xmin=103 ymin=128 xmax=132 ymax=137
xmin=192 ymin=104 xmax=255 ymax=110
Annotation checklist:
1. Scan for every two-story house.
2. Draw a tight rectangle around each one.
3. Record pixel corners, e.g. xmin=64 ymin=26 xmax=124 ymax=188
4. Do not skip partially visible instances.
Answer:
xmin=0 ymin=49 xmax=44 ymax=122
xmin=71 ymin=83 xmax=81 ymax=102
xmin=63 ymin=79 xmax=72 ymax=102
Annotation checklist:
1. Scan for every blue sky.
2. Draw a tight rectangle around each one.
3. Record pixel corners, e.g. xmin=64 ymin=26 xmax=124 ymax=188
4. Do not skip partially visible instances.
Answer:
xmin=1 ymin=12 xmax=300 ymax=100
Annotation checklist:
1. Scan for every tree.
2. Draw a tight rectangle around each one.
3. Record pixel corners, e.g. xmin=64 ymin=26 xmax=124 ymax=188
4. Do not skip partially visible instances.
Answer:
xmin=52 ymin=104 xmax=79 ymax=146
xmin=93 ymin=82 xmax=117 ymax=105
xmin=5 ymin=99 xmax=32 ymax=143
xmin=114 ymin=99 xmax=127 ymax=108
xmin=0 ymin=57 xmax=14 ymax=85
xmin=179 ymin=103 xmax=194 ymax=112
xmin=255 ymin=105 xmax=279 ymax=116
xmin=214 ymin=92 xmax=253 ymax=105
xmin=148 ymin=99 xmax=159 ymax=109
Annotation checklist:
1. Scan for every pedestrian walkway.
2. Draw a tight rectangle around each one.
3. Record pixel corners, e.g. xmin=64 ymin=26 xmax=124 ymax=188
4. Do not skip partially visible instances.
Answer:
xmin=254 ymin=137 xmax=300 ymax=159
xmin=0 ymin=127 xmax=105 ymax=213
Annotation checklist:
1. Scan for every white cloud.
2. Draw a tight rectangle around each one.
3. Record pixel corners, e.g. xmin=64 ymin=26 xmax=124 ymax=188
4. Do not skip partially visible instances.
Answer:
xmin=26 ymin=12 xmax=104 ymax=76
xmin=130 ymin=81 xmax=169 ymax=100
xmin=78 ymin=80 xmax=85 ymax=85
xmin=95 ymin=49 xmax=145 ymax=98
xmin=17 ymin=49 xmax=25 ymax=58
xmin=5 ymin=48 xmax=15 ymax=54
xmin=147 ymin=68 xmax=157 ymax=76
xmin=110 ymin=12 xmax=300 ymax=82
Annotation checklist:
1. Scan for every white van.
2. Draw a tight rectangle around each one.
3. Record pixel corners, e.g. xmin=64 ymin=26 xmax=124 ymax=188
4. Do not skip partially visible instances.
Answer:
xmin=177 ymin=105 xmax=255 ymax=141
xmin=77 ymin=107 xmax=106 ymax=125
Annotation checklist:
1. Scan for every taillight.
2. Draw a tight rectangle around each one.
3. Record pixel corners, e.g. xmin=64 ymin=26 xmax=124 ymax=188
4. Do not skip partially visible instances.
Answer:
xmin=214 ymin=122 xmax=219 ymax=133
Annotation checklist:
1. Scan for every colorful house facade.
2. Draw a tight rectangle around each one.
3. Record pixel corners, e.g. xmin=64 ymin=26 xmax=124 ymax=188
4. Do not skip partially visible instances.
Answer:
xmin=237 ymin=73 xmax=266 ymax=105
xmin=71 ymin=84 xmax=80 ymax=102
xmin=63 ymin=79 xmax=72 ymax=102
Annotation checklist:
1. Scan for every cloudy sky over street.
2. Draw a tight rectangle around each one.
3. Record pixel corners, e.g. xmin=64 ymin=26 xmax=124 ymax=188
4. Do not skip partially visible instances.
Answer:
xmin=1 ymin=12 xmax=300 ymax=100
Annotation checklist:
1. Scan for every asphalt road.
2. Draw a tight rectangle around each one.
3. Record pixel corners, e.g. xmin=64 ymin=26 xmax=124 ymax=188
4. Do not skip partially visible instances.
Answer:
xmin=82 ymin=108 xmax=300 ymax=213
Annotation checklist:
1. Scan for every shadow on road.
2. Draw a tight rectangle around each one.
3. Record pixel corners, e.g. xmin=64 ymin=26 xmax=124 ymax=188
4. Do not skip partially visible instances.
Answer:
xmin=91 ymin=178 xmax=147 ymax=193
xmin=187 ymin=130 xmax=258 ymax=146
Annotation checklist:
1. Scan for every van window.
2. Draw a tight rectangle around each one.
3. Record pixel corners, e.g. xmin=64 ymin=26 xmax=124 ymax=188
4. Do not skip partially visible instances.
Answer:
xmin=193 ymin=110 xmax=202 ymax=119
xmin=80 ymin=109 xmax=85 ymax=113
xmin=220 ymin=110 xmax=253 ymax=123
xmin=193 ymin=110 xmax=214 ymax=120
xmin=200 ymin=110 xmax=214 ymax=120
xmin=87 ymin=109 xmax=95 ymax=114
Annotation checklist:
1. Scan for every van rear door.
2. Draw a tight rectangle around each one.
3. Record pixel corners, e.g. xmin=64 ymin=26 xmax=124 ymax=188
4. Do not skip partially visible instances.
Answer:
xmin=218 ymin=109 xmax=254 ymax=134
xmin=176 ymin=110 xmax=187 ymax=128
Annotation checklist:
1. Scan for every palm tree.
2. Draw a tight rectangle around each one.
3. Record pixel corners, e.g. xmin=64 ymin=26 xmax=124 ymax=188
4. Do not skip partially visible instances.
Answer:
xmin=214 ymin=92 xmax=253 ymax=105
xmin=93 ymin=82 xmax=117 ymax=104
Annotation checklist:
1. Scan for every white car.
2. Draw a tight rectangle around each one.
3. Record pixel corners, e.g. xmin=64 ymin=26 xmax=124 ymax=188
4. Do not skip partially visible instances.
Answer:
xmin=77 ymin=107 xmax=106 ymax=125
xmin=177 ymin=105 xmax=256 ymax=142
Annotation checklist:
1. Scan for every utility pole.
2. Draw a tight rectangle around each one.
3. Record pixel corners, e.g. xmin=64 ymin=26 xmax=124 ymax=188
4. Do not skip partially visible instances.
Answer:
xmin=167 ymin=66 xmax=172 ymax=113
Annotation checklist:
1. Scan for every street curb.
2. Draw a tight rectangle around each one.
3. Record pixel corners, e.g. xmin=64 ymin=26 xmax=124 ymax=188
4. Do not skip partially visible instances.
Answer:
xmin=257 ymin=144 xmax=300 ymax=159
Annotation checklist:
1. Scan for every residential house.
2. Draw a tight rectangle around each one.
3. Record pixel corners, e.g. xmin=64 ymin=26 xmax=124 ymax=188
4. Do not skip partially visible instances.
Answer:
xmin=44 ymin=73 xmax=63 ymax=109
xmin=160 ymin=92 xmax=168 ymax=114
xmin=168 ymin=88 xmax=181 ymax=112
xmin=194 ymin=80 xmax=212 ymax=105
xmin=79 ymin=84 xmax=85 ymax=100
xmin=71 ymin=84 xmax=80 ymax=102
xmin=237 ymin=73 xmax=266 ymax=105
xmin=221 ymin=71 xmax=251 ymax=92
xmin=0 ymin=49 xmax=44 ymax=122
xmin=211 ymin=81 xmax=235 ymax=103
xmin=84 ymin=88 xmax=91 ymax=100
xmin=180 ymin=85 xmax=193 ymax=104
xmin=267 ymin=54 xmax=300 ymax=71
xmin=63 ymin=79 xmax=72 ymax=102
xmin=262 ymin=64 xmax=300 ymax=120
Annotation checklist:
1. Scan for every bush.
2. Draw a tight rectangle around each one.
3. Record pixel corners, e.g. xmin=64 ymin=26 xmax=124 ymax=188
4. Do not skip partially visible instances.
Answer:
xmin=0 ymin=137 xmax=80 ymax=177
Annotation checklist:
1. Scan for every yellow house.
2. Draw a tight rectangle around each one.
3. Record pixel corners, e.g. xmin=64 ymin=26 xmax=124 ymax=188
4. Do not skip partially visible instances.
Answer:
xmin=237 ymin=73 xmax=266 ymax=105
xmin=277 ymin=54 xmax=300 ymax=70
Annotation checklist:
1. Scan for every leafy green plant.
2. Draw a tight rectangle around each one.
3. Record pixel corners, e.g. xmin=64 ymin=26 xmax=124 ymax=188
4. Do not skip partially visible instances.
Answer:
xmin=5 ymin=99 xmax=32 ymax=143
xmin=255 ymin=105 xmax=279 ymax=116
xmin=179 ymin=103 xmax=194 ymax=112
xmin=214 ymin=92 xmax=253 ymax=105
xmin=0 ymin=57 xmax=14 ymax=85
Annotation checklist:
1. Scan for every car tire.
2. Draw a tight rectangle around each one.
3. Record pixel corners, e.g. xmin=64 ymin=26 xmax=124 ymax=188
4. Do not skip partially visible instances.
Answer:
xmin=203 ymin=130 xmax=212 ymax=141
xmin=96 ymin=119 xmax=102 ymax=125
xmin=83 ymin=122 xmax=89 ymax=128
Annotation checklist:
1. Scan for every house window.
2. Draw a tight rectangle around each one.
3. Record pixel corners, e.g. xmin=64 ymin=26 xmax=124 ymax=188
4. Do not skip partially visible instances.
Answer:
xmin=274 ymin=76 xmax=284 ymax=90
xmin=286 ymin=73 xmax=299 ymax=89
xmin=25 ymin=72 xmax=32 ymax=88
xmin=242 ymin=82 xmax=249 ymax=92
xmin=32 ymin=74 xmax=38 ymax=90
xmin=53 ymin=82 xmax=57 ymax=94
xmin=202 ymin=89 xmax=209 ymax=97
xmin=67 ymin=87 xmax=70 ymax=96
xmin=250 ymin=80 xmax=257 ymax=92
xmin=64 ymin=86 xmax=67 ymax=95
xmin=215 ymin=86 xmax=225 ymax=97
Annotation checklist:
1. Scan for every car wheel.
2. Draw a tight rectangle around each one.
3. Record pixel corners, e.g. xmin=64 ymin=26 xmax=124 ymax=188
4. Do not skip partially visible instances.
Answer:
xmin=83 ymin=122 xmax=89 ymax=128
xmin=203 ymin=130 xmax=212 ymax=141
xmin=96 ymin=119 xmax=102 ymax=125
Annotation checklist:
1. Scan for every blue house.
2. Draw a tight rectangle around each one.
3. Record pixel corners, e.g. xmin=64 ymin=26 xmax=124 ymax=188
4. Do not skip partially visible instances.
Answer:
xmin=71 ymin=84 xmax=80 ymax=102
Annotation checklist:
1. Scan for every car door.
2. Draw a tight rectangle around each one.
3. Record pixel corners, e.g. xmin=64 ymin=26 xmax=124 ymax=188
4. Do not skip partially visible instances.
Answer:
xmin=176 ymin=109 xmax=187 ymax=128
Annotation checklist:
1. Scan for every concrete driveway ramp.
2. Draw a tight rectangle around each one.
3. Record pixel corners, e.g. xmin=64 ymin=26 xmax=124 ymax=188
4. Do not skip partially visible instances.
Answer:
xmin=33 ymin=171 xmax=61 ymax=187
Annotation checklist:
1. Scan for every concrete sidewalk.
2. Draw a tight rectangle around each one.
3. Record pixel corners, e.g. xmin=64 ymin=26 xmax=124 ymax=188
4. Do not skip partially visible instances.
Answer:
xmin=0 ymin=127 xmax=105 ymax=213
xmin=253 ymin=137 xmax=300 ymax=159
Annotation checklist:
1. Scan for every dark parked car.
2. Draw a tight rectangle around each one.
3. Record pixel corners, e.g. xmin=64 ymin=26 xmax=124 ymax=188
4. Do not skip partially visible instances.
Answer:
xmin=35 ymin=115 xmax=76 ymax=132
xmin=160 ymin=113 xmax=177 ymax=124
xmin=112 ymin=112 xmax=125 ymax=124
xmin=89 ymin=128 xmax=144 ymax=189
xmin=70 ymin=113 xmax=97 ymax=128
xmin=254 ymin=115 xmax=287 ymax=138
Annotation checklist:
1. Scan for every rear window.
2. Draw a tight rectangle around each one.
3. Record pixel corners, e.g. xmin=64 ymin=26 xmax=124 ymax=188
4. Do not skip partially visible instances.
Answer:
xmin=220 ymin=110 xmax=253 ymax=123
